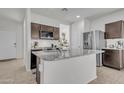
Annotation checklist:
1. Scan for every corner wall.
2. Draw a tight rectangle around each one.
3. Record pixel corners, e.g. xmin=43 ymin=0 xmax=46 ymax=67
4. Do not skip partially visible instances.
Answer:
xmin=23 ymin=9 xmax=31 ymax=71
xmin=70 ymin=19 xmax=84 ymax=53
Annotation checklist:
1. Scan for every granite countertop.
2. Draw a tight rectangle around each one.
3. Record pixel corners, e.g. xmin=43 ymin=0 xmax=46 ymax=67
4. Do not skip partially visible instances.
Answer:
xmin=32 ymin=49 xmax=104 ymax=61
xmin=102 ymin=48 xmax=124 ymax=50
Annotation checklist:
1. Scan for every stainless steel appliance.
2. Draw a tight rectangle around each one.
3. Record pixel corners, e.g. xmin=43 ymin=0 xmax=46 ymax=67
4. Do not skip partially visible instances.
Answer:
xmin=83 ymin=30 xmax=105 ymax=67
xmin=83 ymin=32 xmax=93 ymax=49
xmin=39 ymin=31 xmax=54 ymax=39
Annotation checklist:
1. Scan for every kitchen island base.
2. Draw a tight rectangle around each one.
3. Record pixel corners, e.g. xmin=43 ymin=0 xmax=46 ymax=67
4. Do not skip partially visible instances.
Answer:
xmin=39 ymin=54 xmax=97 ymax=84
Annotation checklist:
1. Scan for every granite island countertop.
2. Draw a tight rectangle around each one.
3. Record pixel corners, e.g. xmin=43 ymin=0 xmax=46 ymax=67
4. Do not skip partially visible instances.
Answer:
xmin=32 ymin=49 xmax=104 ymax=61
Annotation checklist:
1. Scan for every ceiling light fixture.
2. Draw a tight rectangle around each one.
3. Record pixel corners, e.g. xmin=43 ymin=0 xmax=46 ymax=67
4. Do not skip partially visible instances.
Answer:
xmin=76 ymin=15 xmax=80 ymax=18
xmin=62 ymin=8 xmax=68 ymax=12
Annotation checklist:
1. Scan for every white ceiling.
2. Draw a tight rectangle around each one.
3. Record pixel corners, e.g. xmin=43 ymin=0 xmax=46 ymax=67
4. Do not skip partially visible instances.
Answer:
xmin=0 ymin=8 xmax=122 ymax=24
xmin=31 ymin=8 xmax=122 ymax=23
xmin=0 ymin=8 xmax=25 ymax=22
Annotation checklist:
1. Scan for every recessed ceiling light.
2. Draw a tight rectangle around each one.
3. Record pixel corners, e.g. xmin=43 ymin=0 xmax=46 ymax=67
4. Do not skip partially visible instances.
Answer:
xmin=76 ymin=15 xmax=80 ymax=18
xmin=61 ymin=8 xmax=68 ymax=12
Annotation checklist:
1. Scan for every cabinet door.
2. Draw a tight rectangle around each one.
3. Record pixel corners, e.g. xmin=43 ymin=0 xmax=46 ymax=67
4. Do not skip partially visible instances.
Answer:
xmin=31 ymin=23 xmax=41 ymax=39
xmin=102 ymin=49 xmax=121 ymax=69
xmin=53 ymin=27 xmax=59 ymax=40
xmin=41 ymin=25 xmax=54 ymax=32
xmin=105 ymin=21 xmax=122 ymax=39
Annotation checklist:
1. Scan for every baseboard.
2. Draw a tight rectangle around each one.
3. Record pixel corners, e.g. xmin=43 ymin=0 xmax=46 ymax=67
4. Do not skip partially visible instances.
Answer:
xmin=0 ymin=58 xmax=17 ymax=61
xmin=86 ymin=76 xmax=97 ymax=84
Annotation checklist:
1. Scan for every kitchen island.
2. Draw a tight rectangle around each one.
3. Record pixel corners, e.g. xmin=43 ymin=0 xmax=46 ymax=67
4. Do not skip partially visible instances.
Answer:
xmin=33 ymin=49 xmax=104 ymax=84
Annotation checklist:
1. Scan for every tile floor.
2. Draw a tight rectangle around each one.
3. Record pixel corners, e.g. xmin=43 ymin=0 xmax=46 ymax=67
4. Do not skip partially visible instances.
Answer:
xmin=90 ymin=66 xmax=124 ymax=84
xmin=0 ymin=59 xmax=36 ymax=84
xmin=1 ymin=59 xmax=124 ymax=84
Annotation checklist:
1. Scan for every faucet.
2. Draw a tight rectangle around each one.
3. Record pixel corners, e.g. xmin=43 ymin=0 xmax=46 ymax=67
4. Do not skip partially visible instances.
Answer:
xmin=56 ymin=47 xmax=64 ymax=57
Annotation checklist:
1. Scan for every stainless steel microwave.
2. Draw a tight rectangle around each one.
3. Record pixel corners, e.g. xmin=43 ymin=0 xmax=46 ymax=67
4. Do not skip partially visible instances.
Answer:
xmin=39 ymin=31 xmax=54 ymax=39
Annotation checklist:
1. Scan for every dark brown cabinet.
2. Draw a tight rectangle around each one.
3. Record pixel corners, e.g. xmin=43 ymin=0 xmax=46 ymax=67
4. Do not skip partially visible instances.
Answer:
xmin=31 ymin=52 xmax=37 ymax=69
xmin=53 ymin=27 xmax=59 ymax=40
xmin=31 ymin=23 xmax=41 ymax=39
xmin=31 ymin=23 xmax=60 ymax=40
xmin=41 ymin=25 xmax=54 ymax=32
xmin=105 ymin=20 xmax=124 ymax=39
xmin=102 ymin=49 xmax=124 ymax=70
xmin=41 ymin=25 xmax=59 ymax=40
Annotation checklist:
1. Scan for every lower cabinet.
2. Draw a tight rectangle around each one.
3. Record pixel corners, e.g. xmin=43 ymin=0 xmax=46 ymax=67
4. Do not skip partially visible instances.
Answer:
xmin=31 ymin=51 xmax=40 ymax=84
xmin=102 ymin=49 xmax=124 ymax=70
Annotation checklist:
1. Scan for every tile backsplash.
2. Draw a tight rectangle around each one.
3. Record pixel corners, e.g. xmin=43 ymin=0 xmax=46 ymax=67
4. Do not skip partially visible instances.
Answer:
xmin=31 ymin=40 xmax=58 ymax=48
xmin=106 ymin=39 xmax=124 ymax=49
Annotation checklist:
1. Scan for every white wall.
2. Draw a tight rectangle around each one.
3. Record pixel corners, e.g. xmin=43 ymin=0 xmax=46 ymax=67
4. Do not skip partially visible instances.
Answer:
xmin=23 ymin=17 xmax=26 ymax=66
xmin=16 ymin=23 xmax=23 ymax=58
xmin=0 ymin=17 xmax=23 ymax=58
xmin=70 ymin=19 xmax=84 ymax=52
xmin=23 ymin=9 xmax=31 ymax=71
xmin=90 ymin=10 xmax=124 ymax=32
xmin=84 ymin=18 xmax=91 ymax=32
xmin=31 ymin=13 xmax=69 ymax=27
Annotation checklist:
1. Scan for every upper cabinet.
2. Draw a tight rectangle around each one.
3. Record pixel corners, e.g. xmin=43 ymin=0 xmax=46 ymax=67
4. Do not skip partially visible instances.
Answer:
xmin=31 ymin=23 xmax=60 ymax=40
xmin=31 ymin=23 xmax=41 ymax=39
xmin=41 ymin=25 xmax=54 ymax=32
xmin=53 ymin=27 xmax=59 ymax=40
xmin=105 ymin=20 xmax=124 ymax=39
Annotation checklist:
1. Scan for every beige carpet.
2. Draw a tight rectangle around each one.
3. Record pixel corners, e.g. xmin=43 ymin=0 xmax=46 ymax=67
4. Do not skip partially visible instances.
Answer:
xmin=90 ymin=66 xmax=124 ymax=84
xmin=0 ymin=59 xmax=36 ymax=84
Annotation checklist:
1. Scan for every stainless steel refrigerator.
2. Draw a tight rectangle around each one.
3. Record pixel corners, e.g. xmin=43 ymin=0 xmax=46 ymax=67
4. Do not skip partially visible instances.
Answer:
xmin=83 ymin=30 xmax=105 ymax=67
